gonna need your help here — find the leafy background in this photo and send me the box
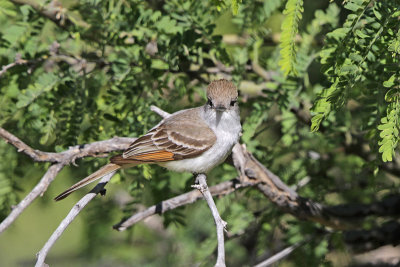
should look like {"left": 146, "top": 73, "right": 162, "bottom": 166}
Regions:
{"left": 0, "top": 0, "right": 400, "bottom": 266}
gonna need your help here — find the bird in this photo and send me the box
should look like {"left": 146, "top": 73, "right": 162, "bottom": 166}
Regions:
{"left": 54, "top": 79, "right": 241, "bottom": 201}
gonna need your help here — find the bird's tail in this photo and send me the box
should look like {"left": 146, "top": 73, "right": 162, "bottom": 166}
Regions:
{"left": 54, "top": 163, "right": 121, "bottom": 201}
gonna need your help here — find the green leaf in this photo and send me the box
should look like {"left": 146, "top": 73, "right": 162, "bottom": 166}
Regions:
{"left": 349, "top": 53, "right": 363, "bottom": 62}
{"left": 345, "top": 2, "right": 362, "bottom": 12}
{"left": 339, "top": 64, "right": 358, "bottom": 75}
{"left": 383, "top": 74, "right": 396, "bottom": 88}
{"left": 241, "top": 106, "right": 267, "bottom": 151}
{"left": 310, "top": 113, "right": 324, "bottom": 132}
{"left": 378, "top": 107, "right": 399, "bottom": 162}
{"left": 372, "top": 6, "right": 382, "bottom": 20}
{"left": 382, "top": 147, "right": 393, "bottom": 162}
{"left": 39, "top": 111, "right": 57, "bottom": 145}
{"left": 0, "top": 0, "right": 17, "bottom": 18}
{"left": 230, "top": 0, "right": 240, "bottom": 15}
{"left": 279, "top": 0, "right": 304, "bottom": 76}
{"left": 16, "top": 73, "right": 58, "bottom": 108}
{"left": 355, "top": 29, "right": 369, "bottom": 39}
{"left": 151, "top": 59, "right": 169, "bottom": 70}
{"left": 327, "top": 28, "right": 350, "bottom": 41}
{"left": 156, "top": 16, "right": 182, "bottom": 34}
{"left": 142, "top": 164, "right": 153, "bottom": 180}
{"left": 385, "top": 88, "right": 400, "bottom": 102}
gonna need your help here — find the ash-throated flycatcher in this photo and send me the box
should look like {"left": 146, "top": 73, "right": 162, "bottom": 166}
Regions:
{"left": 54, "top": 79, "right": 241, "bottom": 201}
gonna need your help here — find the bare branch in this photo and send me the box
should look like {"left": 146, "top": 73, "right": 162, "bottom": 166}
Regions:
{"left": 35, "top": 171, "right": 116, "bottom": 267}
{"left": 252, "top": 61, "right": 273, "bottom": 81}
{"left": 251, "top": 41, "right": 273, "bottom": 82}
{"left": 193, "top": 174, "right": 226, "bottom": 267}
{"left": 113, "top": 178, "right": 258, "bottom": 231}
{"left": 344, "top": 220, "right": 400, "bottom": 253}
{"left": 254, "top": 237, "right": 311, "bottom": 267}
{"left": 0, "top": 127, "right": 61, "bottom": 162}
{"left": 0, "top": 54, "right": 28, "bottom": 78}
{"left": 0, "top": 127, "right": 136, "bottom": 163}
{"left": 231, "top": 144, "right": 378, "bottom": 230}
{"left": 150, "top": 105, "right": 171, "bottom": 119}
{"left": 239, "top": 142, "right": 400, "bottom": 229}
{"left": 222, "top": 33, "right": 301, "bottom": 46}
{"left": 0, "top": 163, "right": 64, "bottom": 233}
{"left": 10, "top": 0, "right": 89, "bottom": 28}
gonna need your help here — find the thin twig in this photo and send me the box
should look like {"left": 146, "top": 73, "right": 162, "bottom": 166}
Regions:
{"left": 35, "top": 171, "right": 116, "bottom": 267}
{"left": 0, "top": 163, "right": 64, "bottom": 234}
{"left": 150, "top": 105, "right": 171, "bottom": 118}
{"left": 252, "top": 61, "right": 273, "bottom": 81}
{"left": 10, "top": 0, "right": 89, "bottom": 28}
{"left": 253, "top": 237, "right": 311, "bottom": 267}
{"left": 0, "top": 54, "right": 28, "bottom": 78}
{"left": 114, "top": 178, "right": 258, "bottom": 231}
{"left": 193, "top": 174, "right": 227, "bottom": 267}
{"left": 0, "top": 127, "right": 61, "bottom": 162}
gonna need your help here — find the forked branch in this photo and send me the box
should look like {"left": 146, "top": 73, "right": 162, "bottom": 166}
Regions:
{"left": 0, "top": 126, "right": 136, "bottom": 234}
{"left": 35, "top": 172, "right": 116, "bottom": 267}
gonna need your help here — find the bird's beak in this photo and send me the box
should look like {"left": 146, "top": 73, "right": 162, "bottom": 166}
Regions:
{"left": 215, "top": 105, "right": 227, "bottom": 112}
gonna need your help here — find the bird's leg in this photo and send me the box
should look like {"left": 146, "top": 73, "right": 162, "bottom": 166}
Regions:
{"left": 191, "top": 172, "right": 205, "bottom": 192}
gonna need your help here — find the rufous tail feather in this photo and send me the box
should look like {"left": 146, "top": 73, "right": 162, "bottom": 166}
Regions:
{"left": 54, "top": 163, "right": 121, "bottom": 201}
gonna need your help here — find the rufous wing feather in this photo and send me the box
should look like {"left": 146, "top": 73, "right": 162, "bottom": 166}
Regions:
{"left": 113, "top": 151, "right": 174, "bottom": 162}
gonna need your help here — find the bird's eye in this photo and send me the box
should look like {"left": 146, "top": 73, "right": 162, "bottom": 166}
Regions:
{"left": 230, "top": 100, "right": 237, "bottom": 106}
{"left": 207, "top": 98, "right": 213, "bottom": 107}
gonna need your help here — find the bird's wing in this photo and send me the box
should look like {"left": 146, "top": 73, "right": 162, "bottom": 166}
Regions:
{"left": 111, "top": 108, "right": 216, "bottom": 164}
